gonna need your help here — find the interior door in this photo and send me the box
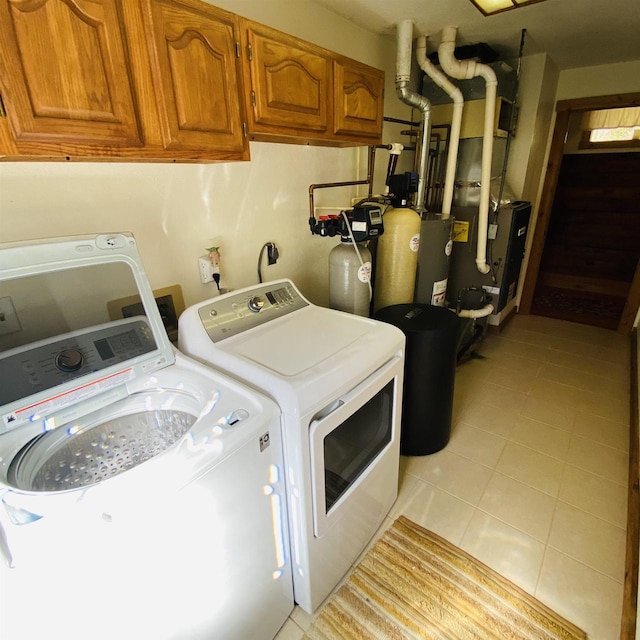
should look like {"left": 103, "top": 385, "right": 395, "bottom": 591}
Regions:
{"left": 531, "top": 152, "right": 640, "bottom": 330}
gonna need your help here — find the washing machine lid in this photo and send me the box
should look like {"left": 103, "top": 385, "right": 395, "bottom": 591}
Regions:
{"left": 0, "top": 233, "right": 175, "bottom": 432}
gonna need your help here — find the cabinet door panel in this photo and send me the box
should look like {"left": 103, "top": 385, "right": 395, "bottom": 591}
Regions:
{"left": 143, "top": 0, "right": 246, "bottom": 154}
{"left": 333, "top": 60, "right": 384, "bottom": 140}
{"left": 245, "top": 24, "right": 329, "bottom": 134}
{"left": 0, "top": 0, "right": 142, "bottom": 146}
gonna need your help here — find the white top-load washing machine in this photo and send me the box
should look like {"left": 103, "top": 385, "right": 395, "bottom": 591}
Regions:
{"left": 179, "top": 279, "right": 405, "bottom": 613}
{"left": 0, "top": 234, "right": 293, "bottom": 640}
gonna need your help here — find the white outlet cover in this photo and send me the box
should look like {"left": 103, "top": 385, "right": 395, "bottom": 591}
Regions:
{"left": 198, "top": 256, "right": 217, "bottom": 284}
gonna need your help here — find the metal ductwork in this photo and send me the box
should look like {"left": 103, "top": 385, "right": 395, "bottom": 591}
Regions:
{"left": 415, "top": 35, "right": 463, "bottom": 220}
{"left": 395, "top": 20, "right": 430, "bottom": 213}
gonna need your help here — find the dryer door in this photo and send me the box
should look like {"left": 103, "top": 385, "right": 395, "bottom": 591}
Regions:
{"left": 308, "top": 355, "right": 402, "bottom": 537}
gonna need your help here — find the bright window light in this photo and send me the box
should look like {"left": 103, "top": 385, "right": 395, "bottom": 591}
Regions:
{"left": 589, "top": 127, "right": 639, "bottom": 142}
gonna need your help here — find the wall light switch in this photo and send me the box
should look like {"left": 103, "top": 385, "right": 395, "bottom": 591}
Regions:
{"left": 0, "top": 296, "right": 21, "bottom": 336}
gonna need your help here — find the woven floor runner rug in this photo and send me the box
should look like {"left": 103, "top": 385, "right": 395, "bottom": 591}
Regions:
{"left": 302, "top": 516, "right": 587, "bottom": 640}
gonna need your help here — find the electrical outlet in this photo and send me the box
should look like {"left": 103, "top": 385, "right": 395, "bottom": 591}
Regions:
{"left": 0, "top": 296, "right": 21, "bottom": 336}
{"left": 198, "top": 256, "right": 219, "bottom": 284}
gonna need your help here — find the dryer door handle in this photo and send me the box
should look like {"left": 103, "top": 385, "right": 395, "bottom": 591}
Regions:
{"left": 310, "top": 399, "right": 344, "bottom": 424}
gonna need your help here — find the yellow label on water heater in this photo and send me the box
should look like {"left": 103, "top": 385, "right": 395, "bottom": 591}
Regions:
{"left": 452, "top": 220, "right": 469, "bottom": 242}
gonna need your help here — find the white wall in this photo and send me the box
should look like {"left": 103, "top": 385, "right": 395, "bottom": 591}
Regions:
{"left": 0, "top": 0, "right": 410, "bottom": 309}
{"left": 557, "top": 59, "right": 640, "bottom": 101}
{"left": 506, "top": 53, "right": 559, "bottom": 203}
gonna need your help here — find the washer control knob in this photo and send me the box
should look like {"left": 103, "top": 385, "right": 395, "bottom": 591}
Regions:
{"left": 247, "top": 296, "right": 265, "bottom": 313}
{"left": 55, "top": 348, "right": 84, "bottom": 372}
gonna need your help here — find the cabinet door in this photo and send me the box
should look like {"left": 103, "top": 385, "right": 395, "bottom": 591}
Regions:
{"left": 142, "top": 0, "right": 247, "bottom": 156}
{"left": 0, "top": 0, "right": 142, "bottom": 147}
{"left": 242, "top": 21, "right": 330, "bottom": 136}
{"left": 333, "top": 59, "right": 384, "bottom": 141}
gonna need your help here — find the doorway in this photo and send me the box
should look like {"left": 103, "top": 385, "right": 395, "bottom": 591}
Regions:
{"left": 520, "top": 92, "right": 640, "bottom": 334}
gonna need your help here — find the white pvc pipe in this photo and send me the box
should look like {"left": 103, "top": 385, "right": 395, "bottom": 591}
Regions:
{"left": 415, "top": 35, "right": 463, "bottom": 219}
{"left": 456, "top": 303, "right": 494, "bottom": 319}
{"left": 438, "top": 26, "right": 497, "bottom": 274}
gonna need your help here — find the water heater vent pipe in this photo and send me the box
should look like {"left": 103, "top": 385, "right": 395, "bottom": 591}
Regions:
{"left": 415, "top": 35, "right": 463, "bottom": 220}
{"left": 396, "top": 20, "right": 431, "bottom": 213}
{"left": 438, "top": 25, "right": 497, "bottom": 274}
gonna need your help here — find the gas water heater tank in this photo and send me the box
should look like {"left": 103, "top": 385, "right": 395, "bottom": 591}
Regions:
{"left": 373, "top": 206, "right": 421, "bottom": 312}
{"left": 415, "top": 216, "right": 454, "bottom": 307}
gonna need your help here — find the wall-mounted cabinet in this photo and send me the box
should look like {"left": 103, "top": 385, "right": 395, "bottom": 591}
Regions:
{"left": 0, "top": 0, "right": 248, "bottom": 161}
{"left": 240, "top": 21, "right": 331, "bottom": 139}
{"left": 332, "top": 58, "right": 384, "bottom": 141}
{"left": 240, "top": 19, "right": 384, "bottom": 147}
{"left": 0, "top": 0, "right": 143, "bottom": 152}
{"left": 141, "top": 0, "right": 248, "bottom": 157}
{"left": 0, "top": 0, "right": 384, "bottom": 161}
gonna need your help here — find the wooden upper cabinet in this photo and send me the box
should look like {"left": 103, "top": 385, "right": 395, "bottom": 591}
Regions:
{"left": 239, "top": 19, "right": 384, "bottom": 145}
{"left": 0, "top": 0, "right": 383, "bottom": 159}
{"left": 240, "top": 20, "right": 331, "bottom": 138}
{"left": 141, "top": 0, "right": 247, "bottom": 157}
{"left": 333, "top": 58, "right": 384, "bottom": 141}
{"left": 0, "top": 0, "right": 142, "bottom": 149}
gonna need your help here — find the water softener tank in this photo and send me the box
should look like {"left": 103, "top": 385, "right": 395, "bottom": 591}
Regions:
{"left": 329, "top": 240, "right": 372, "bottom": 317}
{"left": 415, "top": 215, "right": 454, "bottom": 307}
{"left": 373, "top": 204, "right": 421, "bottom": 312}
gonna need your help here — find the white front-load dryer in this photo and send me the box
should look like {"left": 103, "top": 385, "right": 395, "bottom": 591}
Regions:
{"left": 179, "top": 279, "right": 405, "bottom": 614}
{"left": 0, "top": 234, "right": 293, "bottom": 640}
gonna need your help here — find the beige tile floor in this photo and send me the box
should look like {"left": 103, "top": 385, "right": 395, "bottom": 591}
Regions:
{"left": 275, "top": 314, "right": 631, "bottom": 640}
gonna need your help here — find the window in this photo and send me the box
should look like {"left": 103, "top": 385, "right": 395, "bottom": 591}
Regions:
{"left": 580, "top": 106, "right": 640, "bottom": 149}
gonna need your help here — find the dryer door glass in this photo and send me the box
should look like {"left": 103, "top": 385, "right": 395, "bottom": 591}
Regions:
{"left": 322, "top": 380, "right": 394, "bottom": 511}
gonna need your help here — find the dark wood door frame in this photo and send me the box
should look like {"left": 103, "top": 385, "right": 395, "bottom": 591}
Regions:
{"left": 519, "top": 92, "right": 640, "bottom": 334}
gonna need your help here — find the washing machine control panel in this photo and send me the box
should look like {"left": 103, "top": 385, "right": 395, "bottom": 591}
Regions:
{"left": 0, "top": 318, "right": 156, "bottom": 410}
{"left": 198, "top": 282, "right": 308, "bottom": 342}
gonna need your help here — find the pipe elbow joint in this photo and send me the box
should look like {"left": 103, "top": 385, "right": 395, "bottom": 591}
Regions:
{"left": 458, "top": 303, "right": 494, "bottom": 319}
{"left": 451, "top": 88, "right": 464, "bottom": 104}
{"left": 475, "top": 260, "right": 491, "bottom": 275}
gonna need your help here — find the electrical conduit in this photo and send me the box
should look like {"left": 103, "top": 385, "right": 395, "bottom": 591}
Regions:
{"left": 415, "top": 35, "right": 463, "bottom": 219}
{"left": 438, "top": 25, "right": 497, "bottom": 274}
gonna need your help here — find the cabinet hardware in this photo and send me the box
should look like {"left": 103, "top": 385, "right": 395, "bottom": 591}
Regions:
{"left": 235, "top": 42, "right": 240, "bottom": 58}
{"left": 247, "top": 43, "right": 253, "bottom": 61}
{"left": 0, "top": 94, "right": 6, "bottom": 118}
{"left": 250, "top": 91, "right": 256, "bottom": 107}
{"left": 242, "top": 122, "right": 247, "bottom": 137}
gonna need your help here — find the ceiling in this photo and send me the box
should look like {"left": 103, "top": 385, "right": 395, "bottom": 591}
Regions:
{"left": 312, "top": 0, "right": 640, "bottom": 69}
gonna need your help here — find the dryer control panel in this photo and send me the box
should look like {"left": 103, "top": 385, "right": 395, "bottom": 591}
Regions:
{"left": 198, "top": 281, "right": 308, "bottom": 342}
